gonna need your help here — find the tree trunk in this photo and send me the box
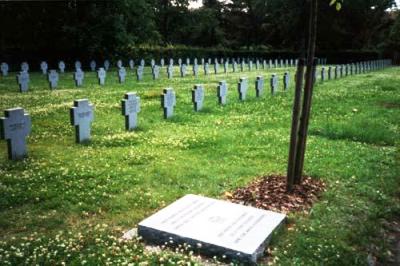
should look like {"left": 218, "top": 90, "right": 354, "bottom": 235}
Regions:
{"left": 293, "top": 0, "right": 319, "bottom": 184}
{"left": 286, "top": 58, "right": 305, "bottom": 192}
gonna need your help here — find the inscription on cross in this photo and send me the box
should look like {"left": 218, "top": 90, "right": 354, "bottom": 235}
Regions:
{"left": 0, "top": 108, "right": 31, "bottom": 160}
{"left": 237, "top": 78, "right": 248, "bottom": 101}
{"left": 70, "top": 99, "right": 94, "bottom": 143}
{"left": 17, "top": 71, "right": 29, "bottom": 93}
{"left": 121, "top": 92, "right": 141, "bottom": 130}
{"left": 192, "top": 85, "right": 205, "bottom": 112}
{"left": 161, "top": 88, "right": 176, "bottom": 119}
{"left": 255, "top": 76, "right": 264, "bottom": 97}
{"left": 217, "top": 81, "right": 228, "bottom": 105}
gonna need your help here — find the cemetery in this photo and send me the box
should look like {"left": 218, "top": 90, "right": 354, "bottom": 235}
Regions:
{"left": 0, "top": 1, "right": 399, "bottom": 265}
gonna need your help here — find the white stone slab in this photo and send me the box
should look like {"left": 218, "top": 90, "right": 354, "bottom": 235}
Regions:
{"left": 138, "top": 194, "right": 285, "bottom": 263}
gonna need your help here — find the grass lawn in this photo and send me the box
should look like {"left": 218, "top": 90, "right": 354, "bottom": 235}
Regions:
{"left": 0, "top": 65, "right": 399, "bottom": 265}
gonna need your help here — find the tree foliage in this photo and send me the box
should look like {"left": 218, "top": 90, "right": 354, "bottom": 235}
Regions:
{"left": 0, "top": 0, "right": 398, "bottom": 56}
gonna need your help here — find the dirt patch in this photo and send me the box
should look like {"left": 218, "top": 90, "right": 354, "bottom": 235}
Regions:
{"left": 226, "top": 175, "right": 326, "bottom": 214}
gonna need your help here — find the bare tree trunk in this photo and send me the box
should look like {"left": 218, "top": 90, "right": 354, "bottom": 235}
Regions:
{"left": 286, "top": 58, "right": 305, "bottom": 192}
{"left": 293, "top": 0, "right": 318, "bottom": 184}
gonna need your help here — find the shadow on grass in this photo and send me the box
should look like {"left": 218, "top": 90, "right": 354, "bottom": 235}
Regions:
{"left": 310, "top": 118, "right": 398, "bottom": 146}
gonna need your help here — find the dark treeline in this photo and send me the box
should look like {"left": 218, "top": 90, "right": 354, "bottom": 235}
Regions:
{"left": 0, "top": 0, "right": 399, "bottom": 63}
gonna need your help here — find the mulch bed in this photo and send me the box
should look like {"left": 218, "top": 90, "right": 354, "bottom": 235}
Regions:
{"left": 226, "top": 175, "right": 326, "bottom": 214}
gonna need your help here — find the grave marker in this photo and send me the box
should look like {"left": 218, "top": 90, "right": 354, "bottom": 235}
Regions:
{"left": 160, "top": 58, "right": 165, "bottom": 67}
{"left": 161, "top": 88, "right": 176, "bottom": 119}
{"left": 40, "top": 61, "right": 48, "bottom": 75}
{"left": 17, "top": 71, "right": 29, "bottom": 93}
{"left": 90, "top": 60, "right": 96, "bottom": 71}
{"left": 193, "top": 64, "right": 199, "bottom": 77}
{"left": 129, "top": 59, "right": 135, "bottom": 70}
{"left": 0, "top": 107, "right": 31, "bottom": 160}
{"left": 117, "top": 60, "right": 123, "bottom": 69}
{"left": 204, "top": 63, "right": 209, "bottom": 75}
{"left": 121, "top": 92, "right": 140, "bottom": 130}
{"left": 97, "top": 68, "right": 106, "bottom": 85}
{"left": 217, "top": 81, "right": 228, "bottom": 105}
{"left": 70, "top": 99, "right": 94, "bottom": 143}
{"left": 180, "top": 64, "right": 187, "bottom": 77}
{"left": 104, "top": 60, "right": 110, "bottom": 71}
{"left": 214, "top": 62, "right": 219, "bottom": 74}
{"left": 140, "top": 59, "right": 145, "bottom": 67}
{"left": 255, "top": 76, "right": 264, "bottom": 97}
{"left": 321, "top": 67, "right": 326, "bottom": 81}
{"left": 167, "top": 65, "right": 173, "bottom": 79}
{"left": 75, "top": 60, "right": 82, "bottom": 70}
{"left": 237, "top": 78, "right": 248, "bottom": 101}
{"left": 270, "top": 74, "right": 278, "bottom": 95}
{"left": 48, "top": 70, "right": 59, "bottom": 90}
{"left": 137, "top": 66, "right": 144, "bottom": 81}
{"left": 58, "top": 61, "right": 65, "bottom": 73}
{"left": 1, "top": 62, "right": 9, "bottom": 76}
{"left": 152, "top": 65, "right": 160, "bottom": 80}
{"left": 21, "top": 62, "right": 29, "bottom": 72}
{"left": 192, "top": 85, "right": 205, "bottom": 112}
{"left": 118, "top": 67, "right": 127, "bottom": 83}
{"left": 74, "top": 68, "right": 84, "bottom": 87}
{"left": 283, "top": 72, "right": 290, "bottom": 91}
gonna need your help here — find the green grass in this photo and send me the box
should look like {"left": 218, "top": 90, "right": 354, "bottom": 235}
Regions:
{"left": 0, "top": 65, "right": 399, "bottom": 265}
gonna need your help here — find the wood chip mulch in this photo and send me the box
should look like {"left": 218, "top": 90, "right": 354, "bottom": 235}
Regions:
{"left": 226, "top": 175, "right": 326, "bottom": 214}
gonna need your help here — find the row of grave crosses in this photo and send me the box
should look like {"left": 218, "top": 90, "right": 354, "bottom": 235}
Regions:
{"left": 0, "top": 73, "right": 288, "bottom": 160}
{"left": 0, "top": 57, "right": 393, "bottom": 161}
{"left": 7, "top": 59, "right": 392, "bottom": 94}
{"left": 1, "top": 57, "right": 312, "bottom": 75}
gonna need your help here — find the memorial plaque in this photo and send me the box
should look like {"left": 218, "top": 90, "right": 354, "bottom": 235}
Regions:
{"left": 255, "top": 76, "right": 264, "bottom": 97}
{"left": 21, "top": 62, "right": 29, "bottom": 72}
{"left": 217, "top": 81, "right": 228, "bottom": 105}
{"left": 48, "top": 70, "right": 59, "bottom": 90}
{"left": 237, "top": 77, "right": 248, "bottom": 101}
{"left": 138, "top": 194, "right": 286, "bottom": 264}
{"left": 161, "top": 88, "right": 176, "bottom": 119}
{"left": 40, "top": 61, "right": 48, "bottom": 75}
{"left": 97, "top": 68, "right": 106, "bottom": 85}
{"left": 17, "top": 71, "right": 29, "bottom": 93}
{"left": 90, "top": 60, "right": 96, "bottom": 71}
{"left": 70, "top": 99, "right": 94, "bottom": 143}
{"left": 192, "top": 84, "right": 205, "bottom": 112}
{"left": 58, "top": 61, "right": 65, "bottom": 73}
{"left": 121, "top": 92, "right": 140, "bottom": 130}
{"left": 1, "top": 62, "right": 9, "bottom": 76}
{"left": 0, "top": 107, "right": 31, "bottom": 160}
{"left": 118, "top": 67, "right": 127, "bottom": 83}
{"left": 74, "top": 68, "right": 84, "bottom": 87}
